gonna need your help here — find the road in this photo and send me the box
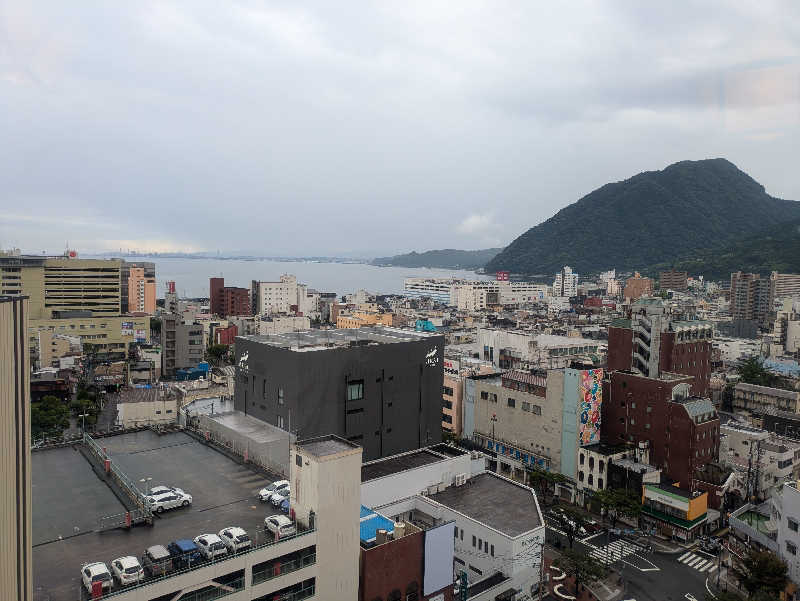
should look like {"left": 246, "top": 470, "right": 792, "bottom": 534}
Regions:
{"left": 546, "top": 517, "right": 720, "bottom": 601}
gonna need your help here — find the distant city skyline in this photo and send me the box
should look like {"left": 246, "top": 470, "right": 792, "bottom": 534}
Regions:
{"left": 2, "top": 2, "right": 799, "bottom": 256}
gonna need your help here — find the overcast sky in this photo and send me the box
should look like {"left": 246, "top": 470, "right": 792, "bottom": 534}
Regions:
{"left": 2, "top": 2, "right": 799, "bottom": 257}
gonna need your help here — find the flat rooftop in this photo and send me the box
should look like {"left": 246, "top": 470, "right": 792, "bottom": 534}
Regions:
{"left": 33, "top": 430, "right": 280, "bottom": 601}
{"left": 297, "top": 435, "right": 360, "bottom": 458}
{"left": 238, "top": 326, "right": 437, "bottom": 352}
{"left": 361, "top": 448, "right": 446, "bottom": 482}
{"left": 429, "top": 472, "right": 541, "bottom": 537}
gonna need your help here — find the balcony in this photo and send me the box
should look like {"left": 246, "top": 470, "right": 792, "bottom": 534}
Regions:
{"left": 729, "top": 503, "right": 778, "bottom": 552}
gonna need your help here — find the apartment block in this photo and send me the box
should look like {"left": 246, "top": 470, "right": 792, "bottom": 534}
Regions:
{"left": 257, "top": 315, "right": 311, "bottom": 336}
{"left": 553, "top": 266, "right": 578, "bottom": 298}
{"left": 27, "top": 314, "right": 149, "bottom": 362}
{"left": 126, "top": 266, "right": 156, "bottom": 314}
{"left": 732, "top": 382, "right": 800, "bottom": 414}
{"left": 772, "top": 272, "right": 800, "bottom": 301}
{"left": 0, "top": 296, "right": 32, "bottom": 601}
{"left": 251, "top": 274, "right": 317, "bottom": 317}
{"left": 161, "top": 314, "right": 204, "bottom": 378}
{"left": 210, "top": 277, "right": 251, "bottom": 317}
{"left": 607, "top": 297, "right": 712, "bottom": 397}
{"left": 337, "top": 311, "right": 395, "bottom": 329}
{"left": 623, "top": 272, "right": 654, "bottom": 301}
{"left": 730, "top": 271, "right": 773, "bottom": 327}
{"left": 659, "top": 269, "right": 688, "bottom": 291}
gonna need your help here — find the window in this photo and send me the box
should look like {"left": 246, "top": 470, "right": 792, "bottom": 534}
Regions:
{"left": 522, "top": 401, "right": 530, "bottom": 412}
{"left": 507, "top": 398, "right": 516, "bottom": 408}
{"left": 443, "top": 386, "right": 454, "bottom": 396}
{"left": 277, "top": 415, "right": 285, "bottom": 429}
{"left": 578, "top": 471, "right": 584, "bottom": 482}
{"left": 469, "top": 565, "right": 482, "bottom": 576}
{"left": 589, "top": 457, "right": 594, "bottom": 470}
{"left": 347, "top": 380, "right": 364, "bottom": 401}
{"left": 472, "top": 535, "right": 476, "bottom": 547}
{"left": 478, "top": 538, "right": 482, "bottom": 549}
{"left": 531, "top": 404, "right": 542, "bottom": 415}
{"left": 278, "top": 388, "right": 284, "bottom": 405}
{"left": 454, "top": 526, "right": 458, "bottom": 538}
{"left": 598, "top": 478, "right": 603, "bottom": 489}
{"left": 444, "top": 400, "right": 453, "bottom": 409}
{"left": 787, "top": 541, "right": 797, "bottom": 556}
{"left": 442, "top": 413, "right": 453, "bottom": 424}
{"left": 580, "top": 453, "right": 585, "bottom": 465}
{"left": 599, "top": 460, "right": 605, "bottom": 472}
{"left": 789, "top": 518, "right": 799, "bottom": 532}
{"left": 480, "top": 391, "right": 489, "bottom": 400}
{"left": 588, "top": 474, "right": 593, "bottom": 486}
{"left": 296, "top": 454, "right": 303, "bottom": 467}
{"left": 490, "top": 544, "right": 494, "bottom": 556}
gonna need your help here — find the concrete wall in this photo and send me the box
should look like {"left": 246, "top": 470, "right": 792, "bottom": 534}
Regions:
{"left": 117, "top": 398, "right": 178, "bottom": 428}
{"left": 361, "top": 452, "right": 472, "bottom": 509}
{"left": 235, "top": 336, "right": 444, "bottom": 461}
{"left": 0, "top": 296, "right": 32, "bottom": 601}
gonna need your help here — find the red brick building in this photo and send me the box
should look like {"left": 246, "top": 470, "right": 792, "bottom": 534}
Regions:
{"left": 209, "top": 277, "right": 251, "bottom": 317}
{"left": 214, "top": 324, "right": 238, "bottom": 345}
{"left": 602, "top": 371, "right": 719, "bottom": 488}
{"left": 607, "top": 298, "right": 712, "bottom": 398}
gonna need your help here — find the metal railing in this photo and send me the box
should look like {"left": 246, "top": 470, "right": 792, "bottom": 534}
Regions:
{"left": 252, "top": 553, "right": 316, "bottom": 586}
{"left": 83, "top": 432, "right": 152, "bottom": 520}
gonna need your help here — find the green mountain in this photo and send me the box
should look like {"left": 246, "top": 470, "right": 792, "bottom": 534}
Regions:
{"left": 372, "top": 248, "right": 503, "bottom": 270}
{"left": 654, "top": 219, "right": 800, "bottom": 280}
{"left": 485, "top": 159, "right": 800, "bottom": 276}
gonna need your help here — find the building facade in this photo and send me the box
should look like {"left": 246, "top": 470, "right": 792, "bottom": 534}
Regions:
{"left": 733, "top": 382, "right": 800, "bottom": 414}
{"left": 127, "top": 266, "right": 156, "bottom": 314}
{"left": 623, "top": 273, "right": 654, "bottom": 301}
{"left": 0, "top": 296, "right": 32, "bottom": 601}
{"left": 251, "top": 274, "right": 317, "bottom": 317}
{"left": 234, "top": 327, "right": 444, "bottom": 461}
{"left": 553, "top": 266, "right": 578, "bottom": 298}
{"left": 161, "top": 314, "right": 204, "bottom": 378}
{"left": 477, "top": 327, "right": 600, "bottom": 370}
{"left": 210, "top": 277, "right": 251, "bottom": 317}
{"left": 730, "top": 271, "right": 773, "bottom": 327}
{"left": 660, "top": 270, "right": 688, "bottom": 291}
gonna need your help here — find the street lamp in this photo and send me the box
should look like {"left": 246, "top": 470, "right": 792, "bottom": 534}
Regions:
{"left": 78, "top": 413, "right": 89, "bottom": 436}
{"left": 139, "top": 477, "right": 152, "bottom": 496}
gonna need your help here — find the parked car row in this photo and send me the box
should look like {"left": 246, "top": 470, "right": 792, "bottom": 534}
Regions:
{"left": 80, "top": 513, "right": 302, "bottom": 595}
{"left": 80, "top": 525, "right": 254, "bottom": 593}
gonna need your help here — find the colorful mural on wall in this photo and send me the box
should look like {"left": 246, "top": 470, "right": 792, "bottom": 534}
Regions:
{"left": 578, "top": 368, "right": 603, "bottom": 446}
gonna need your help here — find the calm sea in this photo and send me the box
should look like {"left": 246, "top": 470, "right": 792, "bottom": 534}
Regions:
{"left": 119, "top": 257, "right": 493, "bottom": 298}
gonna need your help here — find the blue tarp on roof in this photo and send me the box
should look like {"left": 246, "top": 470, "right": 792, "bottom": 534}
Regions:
{"left": 359, "top": 505, "right": 395, "bottom": 543}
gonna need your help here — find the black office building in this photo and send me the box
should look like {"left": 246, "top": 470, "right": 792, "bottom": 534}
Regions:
{"left": 234, "top": 326, "right": 444, "bottom": 461}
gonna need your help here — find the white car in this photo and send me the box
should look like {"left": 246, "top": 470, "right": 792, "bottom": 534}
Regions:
{"left": 265, "top": 514, "right": 297, "bottom": 538}
{"left": 258, "top": 480, "right": 289, "bottom": 502}
{"left": 270, "top": 488, "right": 290, "bottom": 506}
{"left": 149, "top": 485, "right": 184, "bottom": 497}
{"left": 81, "top": 562, "right": 113, "bottom": 593}
{"left": 194, "top": 534, "right": 228, "bottom": 560}
{"left": 110, "top": 556, "right": 144, "bottom": 586}
{"left": 219, "top": 526, "right": 252, "bottom": 553}
{"left": 147, "top": 490, "right": 193, "bottom": 513}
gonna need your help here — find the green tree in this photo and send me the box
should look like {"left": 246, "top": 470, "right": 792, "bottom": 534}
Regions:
{"left": 593, "top": 488, "right": 641, "bottom": 530}
{"left": 731, "top": 550, "right": 787, "bottom": 599}
{"left": 736, "top": 356, "right": 793, "bottom": 391}
{"left": 31, "top": 395, "right": 70, "bottom": 438}
{"left": 552, "top": 508, "right": 589, "bottom": 549}
{"left": 554, "top": 548, "right": 606, "bottom": 597}
{"left": 150, "top": 317, "right": 161, "bottom": 335}
{"left": 207, "top": 344, "right": 229, "bottom": 366}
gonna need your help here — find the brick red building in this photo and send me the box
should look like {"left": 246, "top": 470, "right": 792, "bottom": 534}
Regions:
{"left": 607, "top": 298, "right": 712, "bottom": 398}
{"left": 602, "top": 371, "right": 719, "bottom": 488}
{"left": 209, "top": 277, "right": 251, "bottom": 317}
{"left": 214, "top": 324, "right": 238, "bottom": 345}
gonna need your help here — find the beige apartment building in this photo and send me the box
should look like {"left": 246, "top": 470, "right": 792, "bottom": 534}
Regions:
{"left": 0, "top": 252, "right": 150, "bottom": 360}
{"left": 336, "top": 311, "right": 395, "bottom": 329}
{"left": 473, "top": 369, "right": 565, "bottom": 480}
{"left": 0, "top": 296, "right": 32, "bottom": 601}
{"left": 733, "top": 382, "right": 800, "bottom": 414}
{"left": 36, "top": 330, "right": 81, "bottom": 369}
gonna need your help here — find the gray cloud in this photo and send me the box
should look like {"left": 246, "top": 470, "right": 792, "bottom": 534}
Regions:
{"left": 1, "top": 1, "right": 799, "bottom": 256}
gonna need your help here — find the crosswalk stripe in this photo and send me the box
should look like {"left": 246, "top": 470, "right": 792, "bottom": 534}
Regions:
{"left": 707, "top": 565, "right": 717, "bottom": 573}
{"left": 695, "top": 560, "right": 709, "bottom": 570}
{"left": 680, "top": 554, "right": 696, "bottom": 564}
{"left": 678, "top": 551, "right": 692, "bottom": 561}
{"left": 687, "top": 557, "right": 703, "bottom": 567}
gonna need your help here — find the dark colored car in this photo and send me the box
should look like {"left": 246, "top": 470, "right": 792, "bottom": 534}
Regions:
{"left": 167, "top": 539, "right": 203, "bottom": 569}
{"left": 142, "top": 544, "right": 174, "bottom": 577}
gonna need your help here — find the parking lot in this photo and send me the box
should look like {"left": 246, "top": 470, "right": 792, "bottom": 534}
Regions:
{"left": 33, "top": 430, "right": 282, "bottom": 601}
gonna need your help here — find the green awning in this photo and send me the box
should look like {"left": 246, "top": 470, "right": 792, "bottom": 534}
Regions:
{"left": 642, "top": 506, "right": 707, "bottom": 530}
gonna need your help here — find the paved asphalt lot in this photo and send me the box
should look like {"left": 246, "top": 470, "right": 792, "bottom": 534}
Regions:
{"left": 547, "top": 516, "right": 717, "bottom": 601}
{"left": 33, "top": 431, "right": 281, "bottom": 601}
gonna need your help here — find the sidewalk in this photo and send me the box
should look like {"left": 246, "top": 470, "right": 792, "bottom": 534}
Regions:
{"left": 543, "top": 549, "right": 626, "bottom": 601}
